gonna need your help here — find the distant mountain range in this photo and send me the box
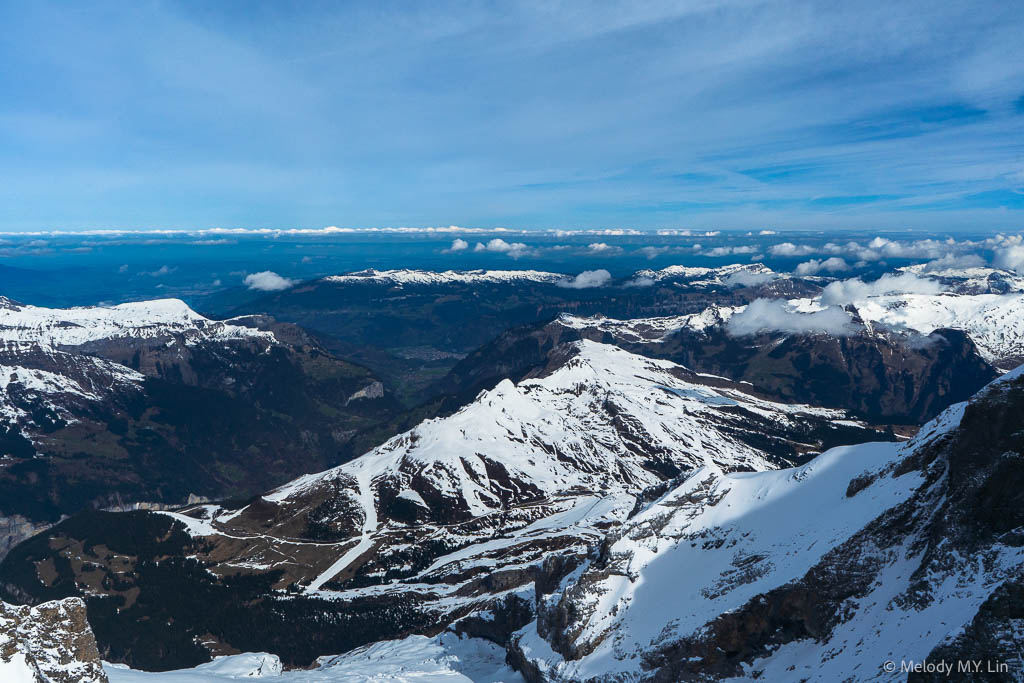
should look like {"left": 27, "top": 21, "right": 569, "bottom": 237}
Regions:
{"left": 217, "top": 264, "right": 819, "bottom": 404}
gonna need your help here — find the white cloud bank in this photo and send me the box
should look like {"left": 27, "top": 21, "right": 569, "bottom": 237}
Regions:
{"left": 994, "top": 245, "right": 1024, "bottom": 273}
{"left": 770, "top": 242, "right": 817, "bottom": 257}
{"left": 244, "top": 271, "right": 296, "bottom": 291}
{"left": 727, "top": 299, "right": 859, "bottom": 337}
{"left": 722, "top": 270, "right": 776, "bottom": 288}
{"left": 474, "top": 238, "right": 530, "bottom": 258}
{"left": 445, "top": 238, "right": 469, "bottom": 252}
{"left": 558, "top": 269, "right": 612, "bottom": 289}
{"left": 794, "top": 257, "right": 850, "bottom": 275}
{"left": 919, "top": 253, "right": 986, "bottom": 272}
{"left": 820, "top": 273, "right": 943, "bottom": 306}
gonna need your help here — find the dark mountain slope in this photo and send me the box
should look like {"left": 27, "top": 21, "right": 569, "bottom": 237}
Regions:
{"left": 0, "top": 299, "right": 401, "bottom": 555}
{"left": 434, "top": 312, "right": 997, "bottom": 425}
{"left": 218, "top": 266, "right": 819, "bottom": 403}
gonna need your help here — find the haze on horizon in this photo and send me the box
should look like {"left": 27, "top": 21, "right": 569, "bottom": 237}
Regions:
{"left": 1, "top": 0, "right": 1022, "bottom": 232}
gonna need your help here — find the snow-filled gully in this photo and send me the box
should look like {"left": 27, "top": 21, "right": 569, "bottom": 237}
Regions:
{"left": 304, "top": 470, "right": 378, "bottom": 593}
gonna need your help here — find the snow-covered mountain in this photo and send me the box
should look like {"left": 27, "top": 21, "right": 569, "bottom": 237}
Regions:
{"left": 104, "top": 634, "right": 521, "bottom": 682}
{"left": 629, "top": 263, "right": 780, "bottom": 288}
{"left": 321, "top": 269, "right": 566, "bottom": 286}
{"left": 34, "top": 339, "right": 1024, "bottom": 683}
{"left": 0, "top": 297, "right": 273, "bottom": 350}
{"left": 557, "top": 287, "right": 1024, "bottom": 369}
{"left": 830, "top": 292, "right": 1024, "bottom": 367}
{"left": 0, "top": 297, "right": 272, "bottom": 428}
{"left": 319, "top": 264, "right": 786, "bottom": 289}
{"left": 511, "top": 366, "right": 1024, "bottom": 681}
{"left": 897, "top": 264, "right": 1024, "bottom": 294}
{"left": 0, "top": 297, "right": 399, "bottom": 559}
{"left": 174, "top": 340, "right": 871, "bottom": 603}
{"left": 0, "top": 340, "right": 882, "bottom": 670}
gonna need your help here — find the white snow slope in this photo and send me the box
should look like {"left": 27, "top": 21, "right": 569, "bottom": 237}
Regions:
{"left": 514, "top": 368, "right": 1024, "bottom": 682}
{"left": 251, "top": 340, "right": 848, "bottom": 594}
{"left": 105, "top": 633, "right": 522, "bottom": 682}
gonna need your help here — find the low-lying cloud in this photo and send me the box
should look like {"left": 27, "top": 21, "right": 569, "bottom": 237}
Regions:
{"left": 637, "top": 246, "right": 669, "bottom": 260}
{"left": 919, "top": 253, "right": 985, "bottom": 272}
{"left": 727, "top": 299, "right": 859, "bottom": 337}
{"left": 994, "top": 245, "right": 1024, "bottom": 273}
{"left": 820, "top": 273, "right": 943, "bottom": 305}
{"left": 722, "top": 270, "right": 776, "bottom": 288}
{"left": 795, "top": 257, "right": 849, "bottom": 275}
{"left": 558, "top": 269, "right": 612, "bottom": 289}
{"left": 623, "top": 275, "right": 656, "bottom": 288}
{"left": 700, "top": 244, "right": 759, "bottom": 257}
{"left": 770, "top": 242, "right": 816, "bottom": 257}
{"left": 244, "top": 271, "right": 296, "bottom": 291}
{"left": 141, "top": 265, "right": 176, "bottom": 277}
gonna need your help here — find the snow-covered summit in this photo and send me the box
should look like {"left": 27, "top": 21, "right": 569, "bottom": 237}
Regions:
{"left": 630, "top": 263, "right": 778, "bottom": 286}
{"left": 0, "top": 298, "right": 272, "bottom": 350}
{"left": 784, "top": 289, "right": 1024, "bottom": 366}
{"left": 556, "top": 307, "right": 737, "bottom": 342}
{"left": 322, "top": 269, "right": 566, "bottom": 286}
{"left": 173, "top": 339, "right": 872, "bottom": 605}
{"left": 266, "top": 340, "right": 844, "bottom": 517}
{"left": 319, "top": 264, "right": 786, "bottom": 289}
{"left": 513, "top": 365, "right": 1024, "bottom": 682}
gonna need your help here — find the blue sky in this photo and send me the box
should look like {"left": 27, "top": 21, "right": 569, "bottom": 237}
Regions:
{"left": 1, "top": 0, "right": 1023, "bottom": 232}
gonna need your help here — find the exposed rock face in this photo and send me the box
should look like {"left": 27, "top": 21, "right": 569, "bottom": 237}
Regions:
{"left": 510, "top": 367, "right": 1024, "bottom": 682}
{"left": 1, "top": 597, "right": 108, "bottom": 683}
{"left": 437, "top": 310, "right": 998, "bottom": 425}
{"left": 0, "top": 515, "right": 52, "bottom": 563}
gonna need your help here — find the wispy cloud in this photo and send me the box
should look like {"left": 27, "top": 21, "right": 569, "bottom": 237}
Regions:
{"left": 140, "top": 265, "right": 176, "bottom": 277}
{"left": 558, "top": 269, "right": 612, "bottom": 289}
{"left": 727, "top": 299, "right": 859, "bottom": 337}
{"left": 0, "top": 1, "right": 1021, "bottom": 230}
{"left": 820, "top": 273, "right": 944, "bottom": 305}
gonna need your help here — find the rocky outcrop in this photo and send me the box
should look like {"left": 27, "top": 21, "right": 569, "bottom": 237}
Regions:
{"left": 1, "top": 597, "right": 108, "bottom": 682}
{"left": 0, "top": 515, "right": 52, "bottom": 563}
